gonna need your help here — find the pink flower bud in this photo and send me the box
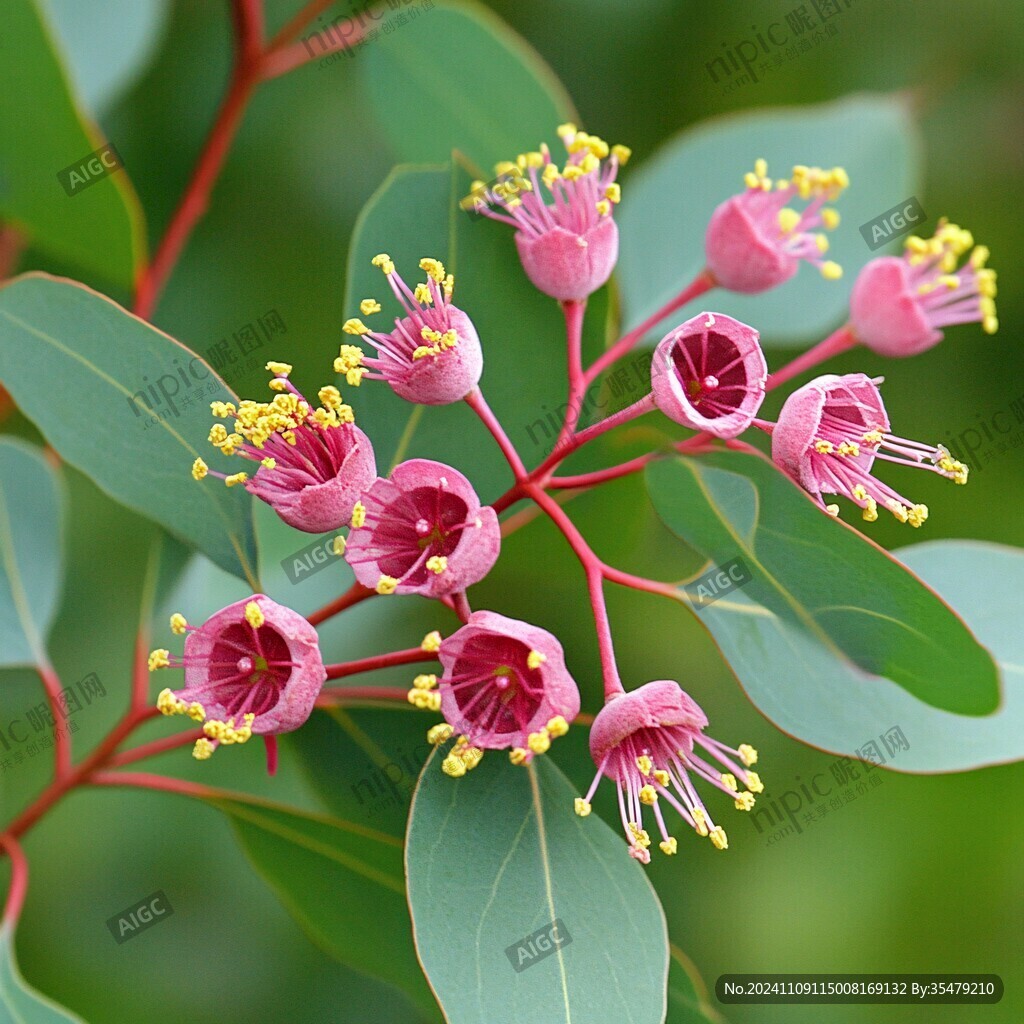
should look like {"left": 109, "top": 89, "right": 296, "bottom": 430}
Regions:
{"left": 151, "top": 595, "right": 326, "bottom": 764}
{"left": 772, "top": 372, "right": 969, "bottom": 527}
{"left": 195, "top": 364, "right": 376, "bottom": 533}
{"left": 470, "top": 124, "right": 629, "bottom": 301}
{"left": 651, "top": 312, "right": 766, "bottom": 437}
{"left": 340, "top": 256, "right": 482, "bottom": 405}
{"left": 576, "top": 681, "right": 762, "bottom": 861}
{"left": 430, "top": 611, "right": 580, "bottom": 773}
{"left": 344, "top": 459, "right": 500, "bottom": 597}
{"left": 850, "top": 222, "right": 997, "bottom": 357}
{"left": 705, "top": 159, "right": 847, "bottom": 293}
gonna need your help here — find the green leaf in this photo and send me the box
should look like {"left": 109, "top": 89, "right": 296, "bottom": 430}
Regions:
{"left": 42, "top": 0, "right": 169, "bottom": 115}
{"left": 0, "top": 0, "right": 143, "bottom": 288}
{"left": 0, "top": 438, "right": 63, "bottom": 669}
{"left": 0, "top": 924, "right": 87, "bottom": 1022}
{"left": 667, "top": 946, "right": 725, "bottom": 1024}
{"left": 406, "top": 753, "right": 668, "bottom": 1024}
{"left": 0, "top": 274, "right": 259, "bottom": 586}
{"left": 646, "top": 452, "right": 999, "bottom": 716}
{"left": 617, "top": 95, "right": 921, "bottom": 346}
{"left": 211, "top": 795, "right": 438, "bottom": 1020}
{"left": 359, "top": 1, "right": 575, "bottom": 172}
{"left": 696, "top": 540, "right": 1024, "bottom": 773}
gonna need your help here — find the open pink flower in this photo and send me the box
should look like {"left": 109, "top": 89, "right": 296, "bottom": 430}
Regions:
{"left": 576, "top": 681, "right": 762, "bottom": 862}
{"left": 344, "top": 459, "right": 500, "bottom": 597}
{"left": 467, "top": 124, "right": 630, "bottom": 301}
{"left": 705, "top": 160, "right": 846, "bottom": 293}
{"left": 418, "top": 611, "right": 581, "bottom": 776}
{"left": 149, "top": 595, "right": 326, "bottom": 767}
{"left": 193, "top": 362, "right": 375, "bottom": 533}
{"left": 651, "top": 311, "right": 767, "bottom": 437}
{"left": 772, "top": 372, "right": 969, "bottom": 526}
{"left": 849, "top": 220, "right": 998, "bottom": 357}
{"left": 339, "top": 256, "right": 482, "bottom": 405}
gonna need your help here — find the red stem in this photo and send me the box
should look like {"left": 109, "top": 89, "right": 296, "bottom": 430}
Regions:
{"left": 465, "top": 388, "right": 528, "bottom": 480}
{"left": 325, "top": 646, "right": 436, "bottom": 680}
{"left": 88, "top": 772, "right": 219, "bottom": 801}
{"left": 35, "top": 662, "right": 71, "bottom": 782}
{"left": 584, "top": 270, "right": 715, "bottom": 386}
{"left": 0, "top": 834, "right": 28, "bottom": 926}
{"left": 765, "top": 324, "right": 857, "bottom": 391}
{"left": 452, "top": 591, "right": 472, "bottom": 624}
{"left": 524, "top": 483, "right": 624, "bottom": 698}
{"left": 307, "top": 582, "right": 375, "bottom": 627}
{"left": 106, "top": 730, "right": 202, "bottom": 769}
{"left": 551, "top": 299, "right": 587, "bottom": 455}
{"left": 317, "top": 686, "right": 410, "bottom": 704}
{"left": 549, "top": 450, "right": 661, "bottom": 490}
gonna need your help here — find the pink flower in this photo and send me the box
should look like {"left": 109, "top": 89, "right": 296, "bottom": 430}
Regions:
{"left": 576, "top": 681, "right": 762, "bottom": 862}
{"left": 417, "top": 611, "right": 581, "bottom": 776}
{"left": 192, "top": 362, "right": 375, "bottom": 533}
{"left": 150, "top": 595, "right": 326, "bottom": 764}
{"left": 344, "top": 459, "right": 500, "bottom": 597}
{"left": 339, "top": 256, "right": 482, "bottom": 405}
{"left": 651, "top": 311, "right": 767, "bottom": 437}
{"left": 705, "top": 160, "right": 846, "bottom": 293}
{"left": 772, "top": 372, "right": 969, "bottom": 526}
{"left": 849, "top": 220, "right": 998, "bottom": 357}
{"left": 467, "top": 124, "right": 630, "bottom": 301}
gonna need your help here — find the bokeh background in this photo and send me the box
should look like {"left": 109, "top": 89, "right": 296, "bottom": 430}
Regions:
{"left": 1, "top": 1, "right": 1021, "bottom": 1022}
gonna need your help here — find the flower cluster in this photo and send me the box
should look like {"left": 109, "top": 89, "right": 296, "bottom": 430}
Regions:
{"left": 155, "top": 125, "right": 997, "bottom": 863}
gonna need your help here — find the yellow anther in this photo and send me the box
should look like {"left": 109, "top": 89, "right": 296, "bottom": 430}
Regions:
{"left": 442, "top": 754, "right": 467, "bottom": 777}
{"left": 244, "top": 601, "right": 264, "bottom": 629}
{"left": 414, "top": 283, "right": 432, "bottom": 304}
{"left": 376, "top": 575, "right": 398, "bottom": 595}
{"left": 427, "top": 723, "right": 453, "bottom": 745}
{"left": 574, "top": 797, "right": 592, "bottom": 816}
{"left": 852, "top": 484, "right": 868, "bottom": 501}
{"left": 754, "top": 157, "right": 768, "bottom": 179}
{"left": 821, "top": 261, "right": 843, "bottom": 280}
{"left": 260, "top": 458, "right": 276, "bottom": 470}
{"left": 169, "top": 613, "right": 188, "bottom": 635}
{"left": 659, "top": 837, "right": 678, "bottom": 856}
{"left": 636, "top": 755, "right": 653, "bottom": 776}
{"left": 426, "top": 691, "right": 442, "bottom": 712}
{"left": 628, "top": 823, "right": 651, "bottom": 848}
{"left": 653, "top": 769, "right": 670, "bottom": 787}
{"left": 745, "top": 771, "right": 764, "bottom": 794}
{"left": 318, "top": 385, "right": 342, "bottom": 411}
{"left": 814, "top": 440, "right": 834, "bottom": 454}
{"left": 421, "top": 630, "right": 442, "bottom": 653}
{"left": 595, "top": 199, "right": 611, "bottom": 216}
{"left": 208, "top": 424, "right": 228, "bottom": 446}
{"left": 351, "top": 501, "right": 366, "bottom": 528}
{"left": 557, "top": 122, "right": 578, "bottom": 140}
{"left": 562, "top": 164, "right": 584, "bottom": 182}
{"left": 692, "top": 807, "right": 709, "bottom": 836}
{"left": 743, "top": 171, "right": 760, "bottom": 189}
{"left": 605, "top": 183, "right": 621, "bottom": 204}
{"left": 265, "top": 361, "right": 292, "bottom": 376}
{"left": 192, "top": 458, "right": 209, "bottom": 481}
{"left": 527, "top": 650, "right": 547, "bottom": 670}
{"left": 156, "top": 688, "right": 184, "bottom": 716}
{"left": 862, "top": 497, "right": 878, "bottom": 522}
{"left": 546, "top": 716, "right": 569, "bottom": 738}
{"left": 413, "top": 673, "right": 437, "bottom": 691}
{"left": 148, "top": 649, "right": 170, "bottom": 671}
{"left": 343, "top": 318, "right": 369, "bottom": 335}
{"left": 541, "top": 163, "right": 561, "bottom": 188}
{"left": 862, "top": 430, "right": 884, "bottom": 445}
{"left": 709, "top": 826, "right": 729, "bottom": 850}
{"left": 412, "top": 346, "right": 434, "bottom": 360}
{"left": 738, "top": 744, "right": 758, "bottom": 766}
{"left": 886, "top": 499, "right": 910, "bottom": 524}
{"left": 225, "top": 471, "right": 248, "bottom": 487}
{"left": 359, "top": 299, "right": 381, "bottom": 316}
{"left": 371, "top": 253, "right": 395, "bottom": 274}
{"left": 837, "top": 441, "right": 860, "bottom": 456}
{"left": 528, "top": 730, "right": 551, "bottom": 754}
{"left": 777, "top": 207, "right": 801, "bottom": 234}
{"left": 268, "top": 377, "right": 288, "bottom": 392}
{"left": 735, "top": 792, "right": 756, "bottom": 811}
{"left": 419, "top": 257, "right": 446, "bottom": 282}
{"left": 816, "top": 233, "right": 830, "bottom": 253}
{"left": 825, "top": 504, "right": 840, "bottom": 518}
{"left": 439, "top": 330, "right": 458, "bottom": 348}
{"left": 426, "top": 555, "right": 447, "bottom": 575}
{"left": 611, "top": 144, "right": 631, "bottom": 164}
{"left": 510, "top": 748, "right": 529, "bottom": 766}
{"left": 210, "top": 401, "right": 236, "bottom": 418}
{"left": 720, "top": 773, "right": 738, "bottom": 792}
{"left": 193, "top": 738, "right": 215, "bottom": 761}
{"left": 821, "top": 208, "right": 840, "bottom": 229}
{"left": 639, "top": 785, "right": 658, "bottom": 805}
{"left": 983, "top": 314, "right": 998, "bottom": 334}
{"left": 579, "top": 153, "right": 599, "bottom": 174}
{"left": 907, "top": 503, "right": 929, "bottom": 528}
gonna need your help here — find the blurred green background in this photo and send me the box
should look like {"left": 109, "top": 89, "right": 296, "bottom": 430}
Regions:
{"left": 1, "top": 0, "right": 1021, "bottom": 1021}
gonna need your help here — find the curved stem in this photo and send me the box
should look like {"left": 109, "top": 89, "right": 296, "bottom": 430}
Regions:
{"left": 550, "top": 299, "right": 588, "bottom": 455}
{"left": 524, "top": 484, "right": 623, "bottom": 699}
{"left": 584, "top": 270, "right": 715, "bottom": 386}
{"left": 106, "top": 730, "right": 202, "bottom": 769}
{"left": 549, "top": 450, "right": 661, "bottom": 490}
{"left": 307, "top": 582, "right": 375, "bottom": 627}
{"left": 35, "top": 662, "right": 70, "bottom": 782}
{"left": 325, "top": 646, "right": 437, "bottom": 680}
{"left": 0, "top": 834, "right": 28, "bottom": 927}
{"left": 317, "top": 686, "right": 410, "bottom": 704}
{"left": 452, "top": 590, "right": 472, "bottom": 624}
{"left": 88, "top": 772, "right": 220, "bottom": 801}
{"left": 766, "top": 324, "right": 857, "bottom": 392}
{"left": 465, "top": 388, "right": 528, "bottom": 480}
